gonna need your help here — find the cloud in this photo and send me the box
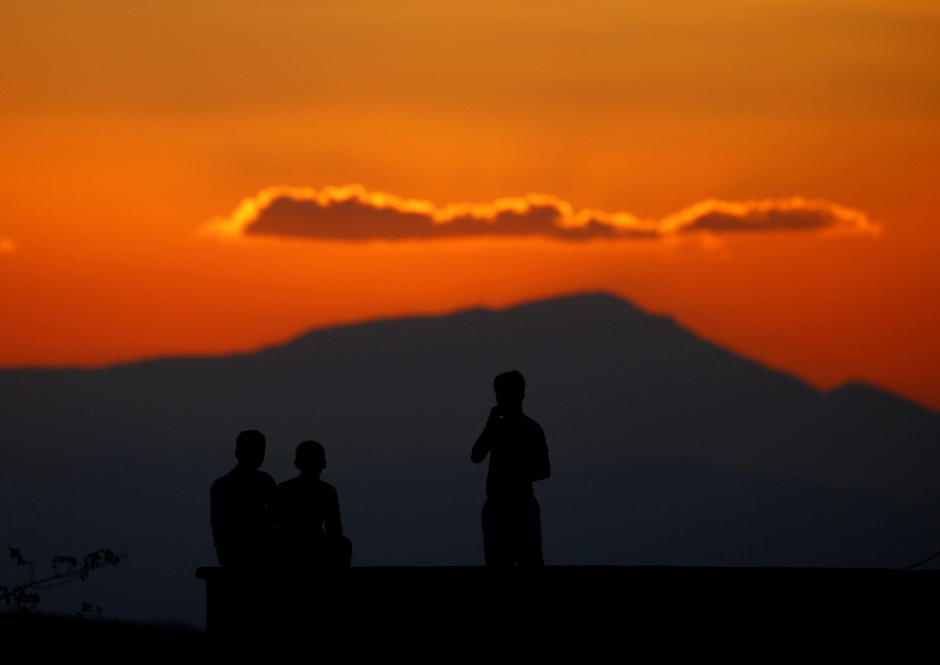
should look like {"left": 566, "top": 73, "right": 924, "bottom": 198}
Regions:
{"left": 0, "top": 237, "right": 16, "bottom": 253}
{"left": 200, "top": 185, "right": 878, "bottom": 242}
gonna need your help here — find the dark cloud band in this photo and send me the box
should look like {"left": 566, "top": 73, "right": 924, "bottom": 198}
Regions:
{"left": 201, "top": 185, "right": 876, "bottom": 242}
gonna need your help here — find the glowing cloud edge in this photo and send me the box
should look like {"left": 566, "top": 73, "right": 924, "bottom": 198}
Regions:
{"left": 199, "top": 185, "right": 879, "bottom": 242}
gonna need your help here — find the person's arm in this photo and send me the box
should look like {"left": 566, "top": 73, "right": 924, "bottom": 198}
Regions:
{"left": 266, "top": 484, "right": 281, "bottom": 533}
{"left": 471, "top": 406, "right": 501, "bottom": 463}
{"left": 263, "top": 476, "right": 278, "bottom": 533}
{"left": 531, "top": 424, "right": 550, "bottom": 482}
{"left": 210, "top": 478, "right": 235, "bottom": 546}
{"left": 209, "top": 484, "right": 222, "bottom": 546}
{"left": 325, "top": 486, "right": 343, "bottom": 537}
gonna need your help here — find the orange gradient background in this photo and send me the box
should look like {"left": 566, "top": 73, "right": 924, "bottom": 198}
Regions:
{"left": 1, "top": 1, "right": 939, "bottom": 409}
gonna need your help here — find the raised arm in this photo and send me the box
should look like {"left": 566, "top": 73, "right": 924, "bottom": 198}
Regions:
{"left": 471, "top": 406, "right": 501, "bottom": 463}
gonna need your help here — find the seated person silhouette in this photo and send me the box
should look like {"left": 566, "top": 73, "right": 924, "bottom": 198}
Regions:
{"left": 270, "top": 440, "right": 352, "bottom": 569}
{"left": 472, "top": 370, "right": 550, "bottom": 567}
{"left": 210, "top": 429, "right": 277, "bottom": 569}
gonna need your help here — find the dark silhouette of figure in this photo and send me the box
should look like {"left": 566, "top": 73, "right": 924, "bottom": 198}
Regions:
{"left": 472, "top": 371, "right": 550, "bottom": 566}
{"left": 270, "top": 440, "right": 352, "bottom": 569}
{"left": 210, "top": 430, "right": 276, "bottom": 569}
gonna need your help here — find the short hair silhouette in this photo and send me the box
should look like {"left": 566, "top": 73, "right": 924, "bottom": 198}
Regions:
{"left": 234, "top": 429, "right": 266, "bottom": 470}
{"left": 494, "top": 370, "right": 525, "bottom": 404}
{"left": 236, "top": 429, "right": 265, "bottom": 452}
{"left": 295, "top": 440, "right": 325, "bottom": 465}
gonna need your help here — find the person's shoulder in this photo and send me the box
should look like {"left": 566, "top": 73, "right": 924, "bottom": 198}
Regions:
{"left": 523, "top": 416, "right": 547, "bottom": 446}
{"left": 276, "top": 475, "right": 300, "bottom": 492}
{"left": 523, "top": 415, "right": 545, "bottom": 433}
{"left": 317, "top": 479, "right": 338, "bottom": 496}
{"left": 248, "top": 470, "right": 276, "bottom": 494}
{"left": 210, "top": 469, "right": 235, "bottom": 492}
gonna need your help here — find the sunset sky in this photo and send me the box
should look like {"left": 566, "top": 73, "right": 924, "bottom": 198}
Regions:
{"left": 1, "top": 1, "right": 938, "bottom": 409}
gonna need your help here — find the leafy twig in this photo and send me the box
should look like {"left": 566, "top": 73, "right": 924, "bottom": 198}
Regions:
{"left": 1, "top": 547, "right": 127, "bottom": 613}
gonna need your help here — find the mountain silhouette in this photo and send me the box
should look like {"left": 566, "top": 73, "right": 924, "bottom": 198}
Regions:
{"left": 1, "top": 293, "right": 939, "bottom": 626}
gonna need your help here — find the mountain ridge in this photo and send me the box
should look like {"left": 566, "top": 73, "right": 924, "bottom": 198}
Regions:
{"left": 2, "top": 292, "right": 940, "bottom": 626}
{"left": 2, "top": 290, "right": 929, "bottom": 418}
{"left": 1, "top": 292, "right": 937, "bottom": 495}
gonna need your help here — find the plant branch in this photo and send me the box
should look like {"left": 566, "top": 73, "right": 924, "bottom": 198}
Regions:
{"left": 2, "top": 547, "right": 127, "bottom": 613}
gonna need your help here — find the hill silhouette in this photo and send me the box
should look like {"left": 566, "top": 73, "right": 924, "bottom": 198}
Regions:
{"left": 1, "top": 293, "right": 939, "bottom": 626}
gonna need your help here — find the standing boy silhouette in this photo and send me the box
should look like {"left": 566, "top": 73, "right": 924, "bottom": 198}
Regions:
{"left": 471, "top": 371, "right": 550, "bottom": 566}
{"left": 270, "top": 440, "right": 352, "bottom": 569}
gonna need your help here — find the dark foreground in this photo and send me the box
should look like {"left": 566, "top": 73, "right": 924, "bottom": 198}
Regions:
{"left": 3, "top": 566, "right": 934, "bottom": 658}
{"left": 0, "top": 611, "right": 204, "bottom": 657}
{"left": 198, "top": 566, "right": 936, "bottom": 657}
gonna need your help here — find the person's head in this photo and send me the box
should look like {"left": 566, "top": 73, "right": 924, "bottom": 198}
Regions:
{"left": 295, "top": 440, "right": 326, "bottom": 476}
{"left": 493, "top": 370, "right": 525, "bottom": 410}
{"left": 234, "top": 429, "right": 266, "bottom": 469}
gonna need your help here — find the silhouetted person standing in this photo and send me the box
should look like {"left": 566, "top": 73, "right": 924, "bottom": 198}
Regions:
{"left": 270, "top": 441, "right": 352, "bottom": 569}
{"left": 210, "top": 430, "right": 276, "bottom": 569}
{"left": 472, "top": 371, "right": 550, "bottom": 567}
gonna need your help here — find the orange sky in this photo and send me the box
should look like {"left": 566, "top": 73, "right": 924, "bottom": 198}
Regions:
{"left": 1, "top": 1, "right": 939, "bottom": 410}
